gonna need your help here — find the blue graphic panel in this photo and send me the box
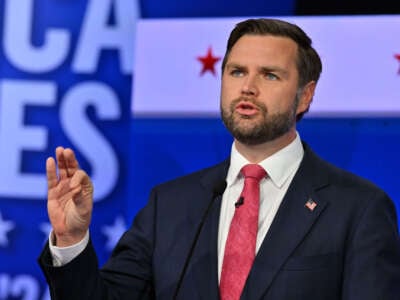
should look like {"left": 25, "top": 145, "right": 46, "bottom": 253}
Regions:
{"left": 140, "top": 0, "right": 295, "bottom": 17}
{"left": 0, "top": 1, "right": 137, "bottom": 298}
{"left": 129, "top": 117, "right": 400, "bottom": 223}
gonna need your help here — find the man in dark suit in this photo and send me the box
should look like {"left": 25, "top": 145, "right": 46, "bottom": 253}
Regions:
{"left": 39, "top": 18, "right": 400, "bottom": 299}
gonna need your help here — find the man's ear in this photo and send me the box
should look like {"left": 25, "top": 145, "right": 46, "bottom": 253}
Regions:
{"left": 296, "top": 81, "right": 316, "bottom": 115}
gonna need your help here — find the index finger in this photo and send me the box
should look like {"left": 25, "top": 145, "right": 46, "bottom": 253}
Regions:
{"left": 63, "top": 148, "right": 80, "bottom": 177}
{"left": 56, "top": 147, "right": 79, "bottom": 179}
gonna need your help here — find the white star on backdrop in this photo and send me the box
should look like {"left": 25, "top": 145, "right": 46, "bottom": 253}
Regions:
{"left": 0, "top": 211, "right": 15, "bottom": 247}
{"left": 101, "top": 215, "right": 127, "bottom": 251}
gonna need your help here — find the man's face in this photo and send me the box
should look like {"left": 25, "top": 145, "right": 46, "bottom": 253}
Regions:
{"left": 220, "top": 34, "right": 305, "bottom": 146}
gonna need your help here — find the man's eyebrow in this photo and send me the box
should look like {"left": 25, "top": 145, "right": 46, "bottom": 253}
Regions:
{"left": 259, "top": 66, "right": 289, "bottom": 77}
{"left": 225, "top": 62, "right": 246, "bottom": 69}
{"left": 225, "top": 63, "right": 290, "bottom": 78}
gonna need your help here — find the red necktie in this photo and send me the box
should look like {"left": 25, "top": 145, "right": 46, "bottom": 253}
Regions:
{"left": 220, "top": 164, "right": 266, "bottom": 300}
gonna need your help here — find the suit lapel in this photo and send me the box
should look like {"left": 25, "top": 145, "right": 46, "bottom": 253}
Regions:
{"left": 182, "top": 160, "right": 229, "bottom": 300}
{"left": 241, "top": 145, "right": 330, "bottom": 300}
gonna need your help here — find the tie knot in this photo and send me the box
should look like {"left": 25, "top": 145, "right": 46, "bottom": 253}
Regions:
{"left": 240, "top": 164, "right": 266, "bottom": 182}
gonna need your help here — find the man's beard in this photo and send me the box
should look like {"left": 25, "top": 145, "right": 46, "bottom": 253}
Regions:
{"left": 221, "top": 97, "right": 298, "bottom": 146}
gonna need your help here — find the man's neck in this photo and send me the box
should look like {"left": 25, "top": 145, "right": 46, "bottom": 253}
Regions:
{"left": 234, "top": 128, "right": 297, "bottom": 163}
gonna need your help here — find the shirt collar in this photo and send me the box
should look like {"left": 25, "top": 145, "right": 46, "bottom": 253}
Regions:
{"left": 226, "top": 132, "right": 304, "bottom": 188}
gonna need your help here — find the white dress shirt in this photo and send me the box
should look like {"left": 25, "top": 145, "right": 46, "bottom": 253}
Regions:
{"left": 49, "top": 134, "right": 304, "bottom": 270}
{"left": 49, "top": 230, "right": 89, "bottom": 266}
{"left": 217, "top": 133, "right": 304, "bottom": 281}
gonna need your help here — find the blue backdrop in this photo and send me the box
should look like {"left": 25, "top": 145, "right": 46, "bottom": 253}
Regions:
{"left": 130, "top": 118, "right": 400, "bottom": 219}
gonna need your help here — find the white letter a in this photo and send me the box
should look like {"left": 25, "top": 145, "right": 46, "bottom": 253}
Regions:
{"left": 73, "top": 0, "right": 140, "bottom": 75}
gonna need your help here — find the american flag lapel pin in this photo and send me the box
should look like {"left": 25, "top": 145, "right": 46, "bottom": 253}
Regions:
{"left": 305, "top": 198, "right": 317, "bottom": 211}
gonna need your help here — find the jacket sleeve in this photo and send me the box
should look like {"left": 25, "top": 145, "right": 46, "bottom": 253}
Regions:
{"left": 38, "top": 188, "right": 158, "bottom": 300}
{"left": 342, "top": 189, "right": 400, "bottom": 299}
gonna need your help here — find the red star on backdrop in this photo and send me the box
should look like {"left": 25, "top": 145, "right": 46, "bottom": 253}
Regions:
{"left": 197, "top": 47, "right": 221, "bottom": 76}
{"left": 395, "top": 54, "right": 400, "bottom": 74}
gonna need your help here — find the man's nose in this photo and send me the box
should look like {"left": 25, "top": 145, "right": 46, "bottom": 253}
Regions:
{"left": 241, "top": 74, "right": 259, "bottom": 97}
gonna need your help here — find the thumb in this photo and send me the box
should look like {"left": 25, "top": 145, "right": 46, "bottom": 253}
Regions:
{"left": 70, "top": 170, "right": 93, "bottom": 199}
{"left": 70, "top": 169, "right": 91, "bottom": 188}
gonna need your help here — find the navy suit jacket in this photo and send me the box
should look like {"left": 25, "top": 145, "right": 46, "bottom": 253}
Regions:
{"left": 39, "top": 143, "right": 400, "bottom": 299}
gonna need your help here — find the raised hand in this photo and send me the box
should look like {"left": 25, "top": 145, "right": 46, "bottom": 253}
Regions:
{"left": 46, "top": 147, "right": 94, "bottom": 247}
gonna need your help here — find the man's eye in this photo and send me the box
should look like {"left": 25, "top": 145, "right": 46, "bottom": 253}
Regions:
{"left": 230, "top": 69, "right": 244, "bottom": 77}
{"left": 265, "top": 73, "right": 278, "bottom": 80}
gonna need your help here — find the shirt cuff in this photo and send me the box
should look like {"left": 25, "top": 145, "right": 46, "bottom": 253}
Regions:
{"left": 48, "top": 230, "right": 90, "bottom": 267}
